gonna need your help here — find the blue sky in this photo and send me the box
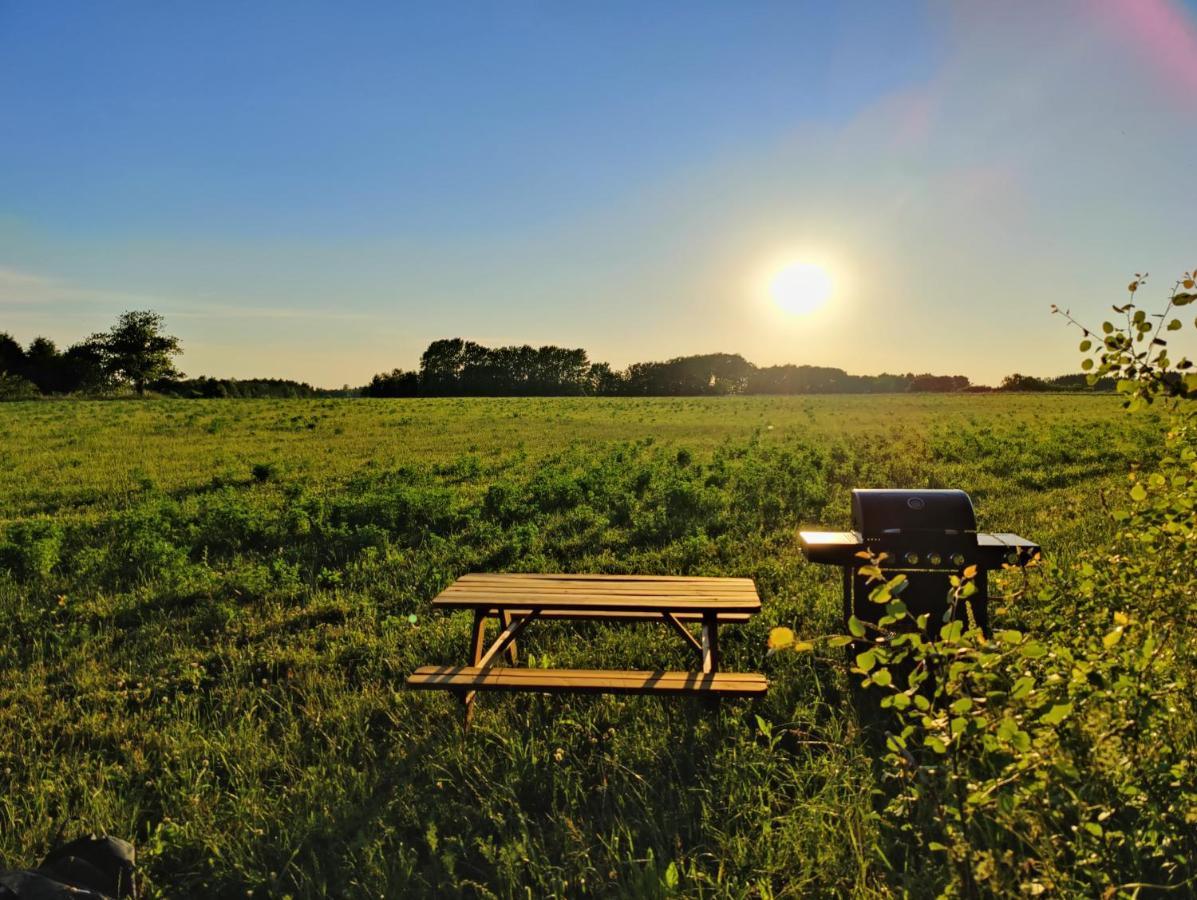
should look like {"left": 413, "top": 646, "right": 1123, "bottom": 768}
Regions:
{"left": 3, "top": 1, "right": 1196, "bottom": 385}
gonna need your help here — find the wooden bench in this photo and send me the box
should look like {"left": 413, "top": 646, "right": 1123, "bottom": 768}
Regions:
{"left": 406, "top": 573, "right": 768, "bottom": 725}
{"left": 407, "top": 667, "right": 768, "bottom": 696}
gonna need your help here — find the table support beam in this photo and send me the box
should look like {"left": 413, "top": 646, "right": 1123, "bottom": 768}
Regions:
{"left": 663, "top": 612, "right": 703, "bottom": 659}
{"left": 465, "top": 610, "right": 539, "bottom": 731}
{"left": 498, "top": 609, "right": 519, "bottom": 664}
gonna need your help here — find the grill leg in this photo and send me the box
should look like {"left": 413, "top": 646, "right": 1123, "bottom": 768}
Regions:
{"left": 971, "top": 571, "right": 991, "bottom": 639}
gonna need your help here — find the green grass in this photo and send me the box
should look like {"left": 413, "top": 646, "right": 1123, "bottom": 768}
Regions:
{"left": 0, "top": 395, "right": 1165, "bottom": 896}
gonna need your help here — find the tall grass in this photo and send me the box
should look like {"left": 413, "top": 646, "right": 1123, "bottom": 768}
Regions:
{"left": 0, "top": 395, "right": 1165, "bottom": 896}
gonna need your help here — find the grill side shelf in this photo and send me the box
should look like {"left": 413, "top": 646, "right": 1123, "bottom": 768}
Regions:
{"left": 798, "top": 530, "right": 865, "bottom": 565}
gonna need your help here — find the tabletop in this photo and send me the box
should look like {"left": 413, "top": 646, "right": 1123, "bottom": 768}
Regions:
{"left": 431, "top": 573, "right": 761, "bottom": 615}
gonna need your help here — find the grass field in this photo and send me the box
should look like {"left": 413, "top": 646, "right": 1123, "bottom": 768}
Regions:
{"left": 0, "top": 395, "right": 1168, "bottom": 896}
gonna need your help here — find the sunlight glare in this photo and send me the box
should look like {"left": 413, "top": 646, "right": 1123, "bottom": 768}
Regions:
{"left": 769, "top": 261, "right": 833, "bottom": 315}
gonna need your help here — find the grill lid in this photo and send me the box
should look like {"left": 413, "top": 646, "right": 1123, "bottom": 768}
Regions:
{"left": 851, "top": 489, "right": 977, "bottom": 537}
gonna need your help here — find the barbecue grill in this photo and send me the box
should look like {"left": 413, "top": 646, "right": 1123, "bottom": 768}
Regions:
{"left": 799, "top": 489, "right": 1039, "bottom": 638}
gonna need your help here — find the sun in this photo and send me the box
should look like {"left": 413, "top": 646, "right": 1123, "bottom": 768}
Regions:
{"left": 769, "top": 261, "right": 833, "bottom": 315}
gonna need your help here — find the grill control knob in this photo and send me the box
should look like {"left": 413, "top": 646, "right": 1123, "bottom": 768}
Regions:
{"left": 904, "top": 551, "right": 919, "bottom": 566}
{"left": 951, "top": 553, "right": 965, "bottom": 567}
{"left": 927, "top": 552, "right": 942, "bottom": 566}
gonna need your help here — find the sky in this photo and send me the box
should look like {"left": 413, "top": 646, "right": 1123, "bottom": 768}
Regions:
{"left": 2, "top": 0, "right": 1197, "bottom": 387}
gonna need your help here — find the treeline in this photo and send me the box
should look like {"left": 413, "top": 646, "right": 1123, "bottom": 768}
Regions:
{"left": 364, "top": 338, "right": 1113, "bottom": 397}
{"left": 2, "top": 317, "right": 1117, "bottom": 400}
{"left": 1, "top": 314, "right": 342, "bottom": 400}
{"left": 1, "top": 334, "right": 108, "bottom": 396}
{"left": 151, "top": 377, "right": 335, "bottom": 399}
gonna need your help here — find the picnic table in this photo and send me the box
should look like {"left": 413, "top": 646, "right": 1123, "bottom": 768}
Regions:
{"left": 406, "top": 573, "right": 768, "bottom": 725}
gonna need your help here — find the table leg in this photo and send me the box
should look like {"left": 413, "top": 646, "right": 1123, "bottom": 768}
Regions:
{"left": 498, "top": 609, "right": 518, "bottom": 664}
{"left": 701, "top": 612, "right": 719, "bottom": 674}
{"left": 464, "top": 609, "right": 487, "bottom": 730}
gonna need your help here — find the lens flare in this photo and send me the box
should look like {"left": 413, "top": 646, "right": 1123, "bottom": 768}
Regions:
{"left": 769, "top": 261, "right": 833, "bottom": 315}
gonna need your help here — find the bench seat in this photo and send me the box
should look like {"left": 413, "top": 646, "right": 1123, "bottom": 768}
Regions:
{"left": 482, "top": 608, "right": 752, "bottom": 623}
{"left": 406, "top": 666, "right": 768, "bottom": 696}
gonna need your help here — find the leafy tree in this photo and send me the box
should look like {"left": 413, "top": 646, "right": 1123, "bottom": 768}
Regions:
{"left": 0, "top": 332, "right": 25, "bottom": 377}
{"left": 588, "top": 361, "right": 623, "bottom": 395}
{"left": 364, "top": 369, "right": 420, "bottom": 397}
{"left": 61, "top": 342, "right": 112, "bottom": 393}
{"left": 999, "top": 373, "right": 1050, "bottom": 391}
{"left": 0, "top": 373, "right": 39, "bottom": 401}
{"left": 23, "top": 337, "right": 65, "bottom": 393}
{"left": 90, "top": 311, "right": 182, "bottom": 395}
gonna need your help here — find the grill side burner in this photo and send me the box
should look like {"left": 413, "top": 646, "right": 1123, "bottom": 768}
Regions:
{"left": 799, "top": 489, "right": 1039, "bottom": 638}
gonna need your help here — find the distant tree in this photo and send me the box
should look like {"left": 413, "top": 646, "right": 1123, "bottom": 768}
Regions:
{"left": 747, "top": 364, "right": 858, "bottom": 394}
{"left": 364, "top": 369, "right": 420, "bottom": 397}
{"left": 90, "top": 311, "right": 182, "bottom": 395}
{"left": 588, "top": 361, "right": 623, "bottom": 395}
{"left": 0, "top": 333, "right": 26, "bottom": 378}
{"left": 1046, "top": 373, "right": 1117, "bottom": 392}
{"left": 0, "top": 373, "right": 39, "bottom": 401}
{"left": 908, "top": 373, "right": 970, "bottom": 392}
{"left": 999, "top": 373, "right": 1051, "bottom": 392}
{"left": 61, "top": 342, "right": 112, "bottom": 393}
{"left": 22, "top": 337, "right": 68, "bottom": 393}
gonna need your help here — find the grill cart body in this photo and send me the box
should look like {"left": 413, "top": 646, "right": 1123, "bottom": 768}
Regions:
{"left": 799, "top": 489, "right": 1039, "bottom": 638}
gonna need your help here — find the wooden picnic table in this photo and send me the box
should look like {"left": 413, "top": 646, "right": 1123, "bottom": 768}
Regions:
{"left": 406, "top": 573, "right": 768, "bottom": 725}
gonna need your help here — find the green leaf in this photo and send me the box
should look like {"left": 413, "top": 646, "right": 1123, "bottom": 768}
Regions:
{"left": 664, "top": 860, "right": 679, "bottom": 889}
{"left": 1168, "top": 318, "right": 1182, "bottom": 331}
{"left": 848, "top": 616, "right": 866, "bottom": 638}
{"left": 1020, "top": 641, "right": 1048, "bottom": 659}
{"left": 1081, "top": 358, "right": 1094, "bottom": 371}
{"left": 1010, "top": 676, "right": 1035, "bottom": 700}
{"left": 951, "top": 697, "right": 974, "bottom": 715}
{"left": 872, "top": 667, "right": 892, "bottom": 687}
{"left": 1103, "top": 626, "right": 1124, "bottom": 648}
{"left": 855, "top": 649, "right": 877, "bottom": 672}
{"left": 1079, "top": 339, "right": 1092, "bottom": 351}
{"left": 996, "top": 629, "right": 1023, "bottom": 645}
{"left": 925, "top": 735, "right": 947, "bottom": 754}
{"left": 1130, "top": 483, "right": 1147, "bottom": 501}
{"left": 1039, "top": 702, "right": 1073, "bottom": 726}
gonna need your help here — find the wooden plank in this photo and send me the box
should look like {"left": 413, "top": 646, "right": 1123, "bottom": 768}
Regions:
{"left": 456, "top": 574, "right": 755, "bottom": 585}
{"left": 453, "top": 575, "right": 756, "bottom": 588}
{"left": 442, "top": 584, "right": 756, "bottom": 598}
{"left": 468, "top": 611, "right": 487, "bottom": 665}
{"left": 480, "top": 608, "right": 753, "bottom": 623}
{"left": 464, "top": 610, "right": 487, "bottom": 729}
{"left": 475, "top": 611, "right": 537, "bottom": 670}
{"left": 662, "top": 612, "right": 703, "bottom": 656}
{"left": 433, "top": 595, "right": 760, "bottom": 613}
{"left": 498, "top": 609, "right": 518, "bottom": 664}
{"left": 701, "top": 612, "right": 719, "bottom": 674}
{"left": 407, "top": 666, "right": 768, "bottom": 696}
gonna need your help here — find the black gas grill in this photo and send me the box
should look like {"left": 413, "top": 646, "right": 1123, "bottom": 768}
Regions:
{"left": 799, "top": 489, "right": 1039, "bottom": 637}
